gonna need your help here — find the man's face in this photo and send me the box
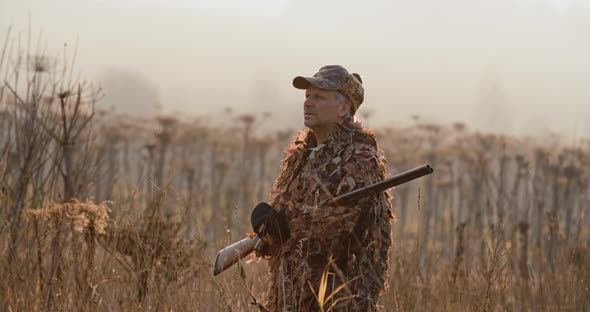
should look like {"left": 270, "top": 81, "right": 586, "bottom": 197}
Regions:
{"left": 303, "top": 86, "right": 347, "bottom": 130}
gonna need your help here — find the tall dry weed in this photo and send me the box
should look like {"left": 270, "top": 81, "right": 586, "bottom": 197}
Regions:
{"left": 1, "top": 29, "right": 589, "bottom": 311}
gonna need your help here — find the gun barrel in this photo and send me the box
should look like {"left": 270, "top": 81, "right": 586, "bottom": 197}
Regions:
{"left": 326, "top": 164, "right": 433, "bottom": 206}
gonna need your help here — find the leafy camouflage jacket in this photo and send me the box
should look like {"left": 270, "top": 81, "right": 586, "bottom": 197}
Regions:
{"left": 263, "top": 121, "right": 393, "bottom": 311}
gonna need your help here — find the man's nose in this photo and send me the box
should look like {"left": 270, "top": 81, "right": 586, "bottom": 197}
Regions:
{"left": 304, "top": 99, "right": 313, "bottom": 108}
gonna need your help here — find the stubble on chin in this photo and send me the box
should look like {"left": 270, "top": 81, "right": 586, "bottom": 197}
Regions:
{"left": 303, "top": 116, "right": 314, "bottom": 128}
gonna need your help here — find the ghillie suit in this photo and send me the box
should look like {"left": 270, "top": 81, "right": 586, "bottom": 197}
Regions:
{"left": 262, "top": 121, "right": 393, "bottom": 311}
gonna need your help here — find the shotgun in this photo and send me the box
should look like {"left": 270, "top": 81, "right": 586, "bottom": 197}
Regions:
{"left": 213, "top": 164, "right": 433, "bottom": 276}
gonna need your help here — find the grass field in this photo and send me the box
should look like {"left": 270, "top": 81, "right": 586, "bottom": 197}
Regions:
{"left": 1, "top": 31, "right": 589, "bottom": 311}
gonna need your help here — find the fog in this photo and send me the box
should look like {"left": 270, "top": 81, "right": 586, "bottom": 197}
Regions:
{"left": 1, "top": 0, "right": 589, "bottom": 136}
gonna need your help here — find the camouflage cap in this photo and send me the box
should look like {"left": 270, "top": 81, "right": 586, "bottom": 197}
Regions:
{"left": 293, "top": 65, "right": 364, "bottom": 112}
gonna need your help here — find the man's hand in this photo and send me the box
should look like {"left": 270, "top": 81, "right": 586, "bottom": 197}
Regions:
{"left": 257, "top": 224, "right": 275, "bottom": 244}
{"left": 250, "top": 202, "right": 290, "bottom": 243}
{"left": 250, "top": 202, "right": 290, "bottom": 257}
{"left": 253, "top": 223, "right": 277, "bottom": 257}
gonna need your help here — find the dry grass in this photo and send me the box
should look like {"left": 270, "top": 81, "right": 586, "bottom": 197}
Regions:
{"left": 1, "top": 30, "right": 589, "bottom": 311}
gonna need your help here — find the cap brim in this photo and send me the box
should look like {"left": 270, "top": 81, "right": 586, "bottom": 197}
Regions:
{"left": 292, "top": 76, "right": 338, "bottom": 90}
{"left": 292, "top": 76, "right": 313, "bottom": 89}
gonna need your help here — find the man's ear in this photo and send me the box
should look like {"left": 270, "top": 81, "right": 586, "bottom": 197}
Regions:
{"left": 337, "top": 100, "right": 351, "bottom": 118}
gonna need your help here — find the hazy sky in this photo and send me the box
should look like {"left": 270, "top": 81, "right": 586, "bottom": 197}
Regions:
{"left": 1, "top": 0, "right": 589, "bottom": 137}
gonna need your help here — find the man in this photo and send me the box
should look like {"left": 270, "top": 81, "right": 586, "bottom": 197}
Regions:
{"left": 257, "top": 65, "right": 393, "bottom": 311}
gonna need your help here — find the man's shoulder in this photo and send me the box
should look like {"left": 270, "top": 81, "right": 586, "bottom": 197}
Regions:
{"left": 351, "top": 127, "right": 378, "bottom": 148}
{"left": 280, "top": 129, "right": 313, "bottom": 159}
{"left": 342, "top": 124, "right": 389, "bottom": 176}
{"left": 339, "top": 123, "right": 379, "bottom": 155}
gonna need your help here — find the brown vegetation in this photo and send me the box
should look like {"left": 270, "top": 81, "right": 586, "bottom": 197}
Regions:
{"left": 1, "top": 31, "right": 589, "bottom": 311}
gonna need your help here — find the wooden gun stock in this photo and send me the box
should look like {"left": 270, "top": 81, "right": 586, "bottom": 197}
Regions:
{"left": 213, "top": 235, "right": 261, "bottom": 276}
{"left": 213, "top": 164, "right": 433, "bottom": 276}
